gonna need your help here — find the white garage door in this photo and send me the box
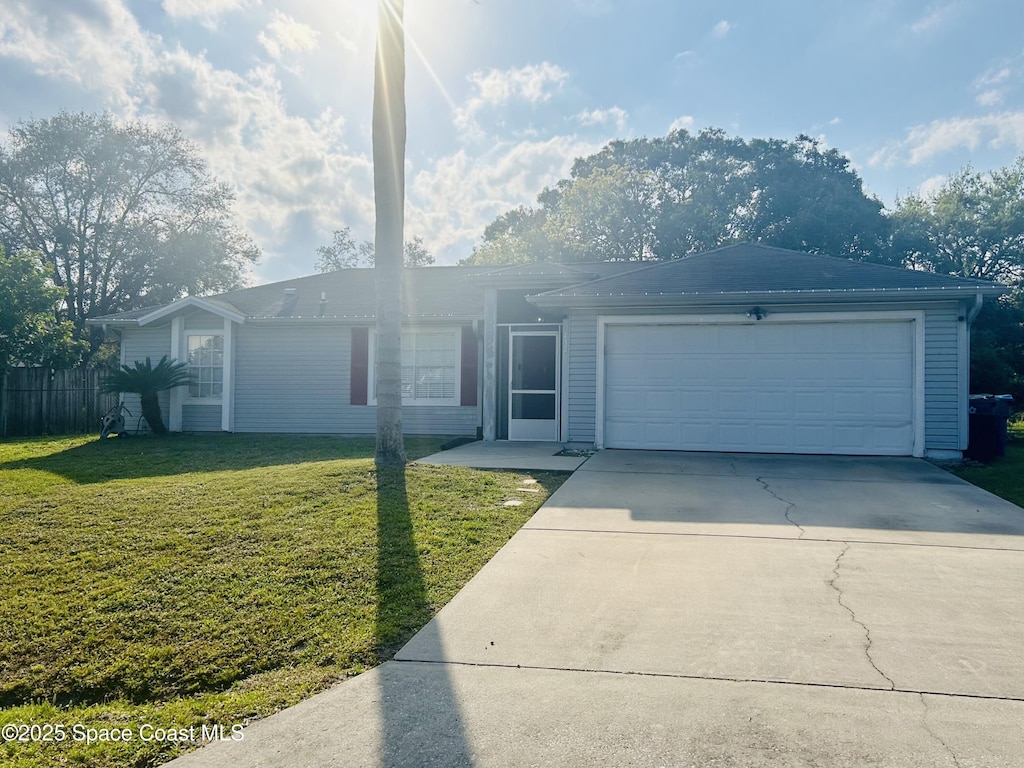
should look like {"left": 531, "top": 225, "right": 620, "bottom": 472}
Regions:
{"left": 603, "top": 321, "right": 916, "bottom": 455}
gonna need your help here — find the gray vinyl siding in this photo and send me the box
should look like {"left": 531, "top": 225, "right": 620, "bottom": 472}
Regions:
{"left": 233, "top": 324, "right": 478, "bottom": 435}
{"left": 566, "top": 312, "right": 599, "bottom": 443}
{"left": 119, "top": 325, "right": 172, "bottom": 432}
{"left": 183, "top": 404, "right": 222, "bottom": 432}
{"left": 923, "top": 303, "right": 961, "bottom": 451}
{"left": 184, "top": 311, "right": 225, "bottom": 330}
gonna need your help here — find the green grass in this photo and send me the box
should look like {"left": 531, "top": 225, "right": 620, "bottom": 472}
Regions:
{"left": 0, "top": 434, "right": 567, "bottom": 768}
{"left": 950, "top": 419, "right": 1024, "bottom": 508}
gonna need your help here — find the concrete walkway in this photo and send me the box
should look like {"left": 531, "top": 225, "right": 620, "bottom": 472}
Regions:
{"left": 169, "top": 451, "right": 1024, "bottom": 767}
{"left": 413, "top": 439, "right": 592, "bottom": 471}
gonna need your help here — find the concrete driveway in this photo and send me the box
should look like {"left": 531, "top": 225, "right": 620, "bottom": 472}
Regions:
{"left": 171, "top": 450, "right": 1024, "bottom": 768}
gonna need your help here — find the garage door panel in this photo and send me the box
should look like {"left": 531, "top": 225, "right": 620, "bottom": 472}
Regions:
{"left": 717, "top": 325, "right": 759, "bottom": 353}
{"left": 871, "top": 357, "right": 913, "bottom": 385}
{"left": 793, "top": 391, "right": 830, "bottom": 418}
{"left": 873, "top": 391, "right": 914, "bottom": 419}
{"left": 604, "top": 321, "right": 915, "bottom": 456}
{"left": 755, "top": 391, "right": 789, "bottom": 416}
{"left": 644, "top": 390, "right": 677, "bottom": 416}
{"left": 754, "top": 423, "right": 791, "bottom": 452}
{"left": 714, "top": 357, "right": 752, "bottom": 384}
{"left": 717, "top": 423, "right": 751, "bottom": 449}
{"left": 792, "top": 357, "right": 829, "bottom": 384}
{"left": 793, "top": 425, "right": 829, "bottom": 452}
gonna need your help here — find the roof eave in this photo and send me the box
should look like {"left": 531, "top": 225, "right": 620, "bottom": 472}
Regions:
{"left": 527, "top": 285, "right": 1008, "bottom": 309}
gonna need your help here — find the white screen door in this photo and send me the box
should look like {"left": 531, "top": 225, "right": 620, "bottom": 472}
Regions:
{"left": 508, "top": 331, "right": 559, "bottom": 441}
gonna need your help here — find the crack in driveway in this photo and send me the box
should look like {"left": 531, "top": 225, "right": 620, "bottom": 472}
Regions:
{"left": 919, "top": 693, "right": 963, "bottom": 768}
{"left": 755, "top": 476, "right": 805, "bottom": 537}
{"left": 828, "top": 543, "right": 896, "bottom": 690}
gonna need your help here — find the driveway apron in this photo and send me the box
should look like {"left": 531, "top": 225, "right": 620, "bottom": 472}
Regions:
{"left": 171, "top": 450, "right": 1024, "bottom": 768}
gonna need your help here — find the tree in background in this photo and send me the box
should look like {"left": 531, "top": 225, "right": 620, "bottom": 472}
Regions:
{"left": 314, "top": 226, "right": 433, "bottom": 271}
{"left": 891, "top": 159, "right": 1024, "bottom": 399}
{"left": 465, "top": 129, "right": 889, "bottom": 266}
{"left": 372, "top": 0, "right": 407, "bottom": 467}
{"left": 890, "top": 160, "right": 1024, "bottom": 283}
{"left": 0, "top": 245, "right": 83, "bottom": 376}
{"left": 0, "top": 111, "right": 260, "bottom": 357}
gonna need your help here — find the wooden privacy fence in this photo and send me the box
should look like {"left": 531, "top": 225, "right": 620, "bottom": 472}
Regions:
{"left": 1, "top": 368, "right": 118, "bottom": 437}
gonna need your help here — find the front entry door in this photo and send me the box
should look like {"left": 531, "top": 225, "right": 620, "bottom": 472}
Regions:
{"left": 508, "top": 331, "right": 559, "bottom": 441}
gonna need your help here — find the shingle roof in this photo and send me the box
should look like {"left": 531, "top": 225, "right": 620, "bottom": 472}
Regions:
{"left": 90, "top": 245, "right": 1007, "bottom": 326}
{"left": 530, "top": 244, "right": 1006, "bottom": 305}
{"left": 90, "top": 265, "right": 495, "bottom": 323}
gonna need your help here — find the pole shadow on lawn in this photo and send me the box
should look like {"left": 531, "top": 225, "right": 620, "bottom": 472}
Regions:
{"left": 375, "top": 465, "right": 474, "bottom": 767}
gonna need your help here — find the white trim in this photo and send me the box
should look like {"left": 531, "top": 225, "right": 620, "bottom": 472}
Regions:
{"left": 367, "top": 326, "right": 463, "bottom": 407}
{"left": 595, "top": 311, "right": 926, "bottom": 457}
{"left": 169, "top": 317, "right": 184, "bottom": 432}
{"left": 182, "top": 329, "right": 226, "bottom": 407}
{"left": 222, "top": 319, "right": 235, "bottom": 432}
{"left": 508, "top": 329, "right": 561, "bottom": 441}
{"left": 138, "top": 296, "right": 245, "bottom": 327}
{"left": 560, "top": 318, "right": 570, "bottom": 442}
{"left": 958, "top": 300, "right": 970, "bottom": 451}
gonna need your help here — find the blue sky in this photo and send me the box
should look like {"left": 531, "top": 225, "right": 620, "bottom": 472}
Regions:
{"left": 2, "top": 0, "right": 1023, "bottom": 284}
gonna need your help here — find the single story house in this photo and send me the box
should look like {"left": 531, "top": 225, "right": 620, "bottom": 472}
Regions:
{"left": 90, "top": 243, "right": 1006, "bottom": 459}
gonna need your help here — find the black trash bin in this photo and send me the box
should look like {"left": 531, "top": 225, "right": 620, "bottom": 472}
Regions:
{"left": 966, "top": 395, "right": 1014, "bottom": 462}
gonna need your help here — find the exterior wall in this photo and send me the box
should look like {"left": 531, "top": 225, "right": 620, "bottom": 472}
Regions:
{"left": 119, "top": 325, "right": 172, "bottom": 432}
{"left": 182, "top": 404, "right": 222, "bottom": 432}
{"left": 565, "top": 312, "right": 599, "bottom": 443}
{"left": 563, "top": 302, "right": 965, "bottom": 454}
{"left": 184, "top": 311, "right": 225, "bottom": 330}
{"left": 923, "top": 303, "right": 961, "bottom": 452}
{"left": 232, "top": 323, "right": 478, "bottom": 435}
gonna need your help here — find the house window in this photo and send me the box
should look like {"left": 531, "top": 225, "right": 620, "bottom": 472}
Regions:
{"left": 369, "top": 328, "right": 460, "bottom": 406}
{"left": 187, "top": 334, "right": 223, "bottom": 399}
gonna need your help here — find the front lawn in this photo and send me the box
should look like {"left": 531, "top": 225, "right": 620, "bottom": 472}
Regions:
{"left": 0, "top": 434, "right": 566, "bottom": 768}
{"left": 950, "top": 419, "right": 1024, "bottom": 507}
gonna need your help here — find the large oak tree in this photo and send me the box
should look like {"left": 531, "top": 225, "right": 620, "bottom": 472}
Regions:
{"left": 465, "top": 129, "right": 890, "bottom": 265}
{"left": 0, "top": 111, "right": 260, "bottom": 355}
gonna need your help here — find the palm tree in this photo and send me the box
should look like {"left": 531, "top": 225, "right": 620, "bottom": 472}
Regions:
{"left": 101, "top": 355, "right": 190, "bottom": 434}
{"left": 373, "top": 0, "right": 407, "bottom": 466}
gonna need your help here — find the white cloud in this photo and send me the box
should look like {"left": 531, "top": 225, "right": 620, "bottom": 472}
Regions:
{"left": 408, "top": 135, "right": 605, "bottom": 263}
{"left": 870, "top": 112, "right": 1024, "bottom": 167}
{"left": 712, "top": 20, "right": 731, "bottom": 37}
{"left": 454, "top": 62, "right": 569, "bottom": 140}
{"left": 668, "top": 115, "right": 695, "bottom": 133}
{"left": 258, "top": 11, "right": 320, "bottom": 60}
{"left": 576, "top": 107, "right": 628, "bottom": 131}
{"left": 917, "top": 174, "right": 948, "bottom": 198}
{"left": 829, "top": 116, "right": 841, "bottom": 126}
{"left": 911, "top": 4, "right": 956, "bottom": 33}
{"left": 162, "top": 0, "right": 248, "bottom": 21}
{"left": 0, "top": 0, "right": 155, "bottom": 112}
{"left": 977, "top": 90, "right": 1003, "bottom": 107}
{"left": 974, "top": 65, "right": 1014, "bottom": 108}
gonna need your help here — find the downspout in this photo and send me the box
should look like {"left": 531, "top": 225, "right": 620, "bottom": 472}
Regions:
{"left": 966, "top": 292, "right": 984, "bottom": 324}
{"left": 960, "top": 293, "right": 984, "bottom": 453}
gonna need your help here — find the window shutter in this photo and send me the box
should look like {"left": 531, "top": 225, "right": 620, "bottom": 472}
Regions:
{"left": 350, "top": 327, "right": 369, "bottom": 405}
{"left": 460, "top": 325, "right": 478, "bottom": 406}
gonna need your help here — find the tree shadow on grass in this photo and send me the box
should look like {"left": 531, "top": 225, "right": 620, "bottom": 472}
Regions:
{"left": 375, "top": 465, "right": 474, "bottom": 767}
{"left": 0, "top": 434, "right": 446, "bottom": 484}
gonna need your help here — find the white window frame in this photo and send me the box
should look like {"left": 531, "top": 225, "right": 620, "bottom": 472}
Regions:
{"left": 367, "top": 326, "right": 462, "bottom": 407}
{"left": 185, "top": 330, "right": 225, "bottom": 403}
